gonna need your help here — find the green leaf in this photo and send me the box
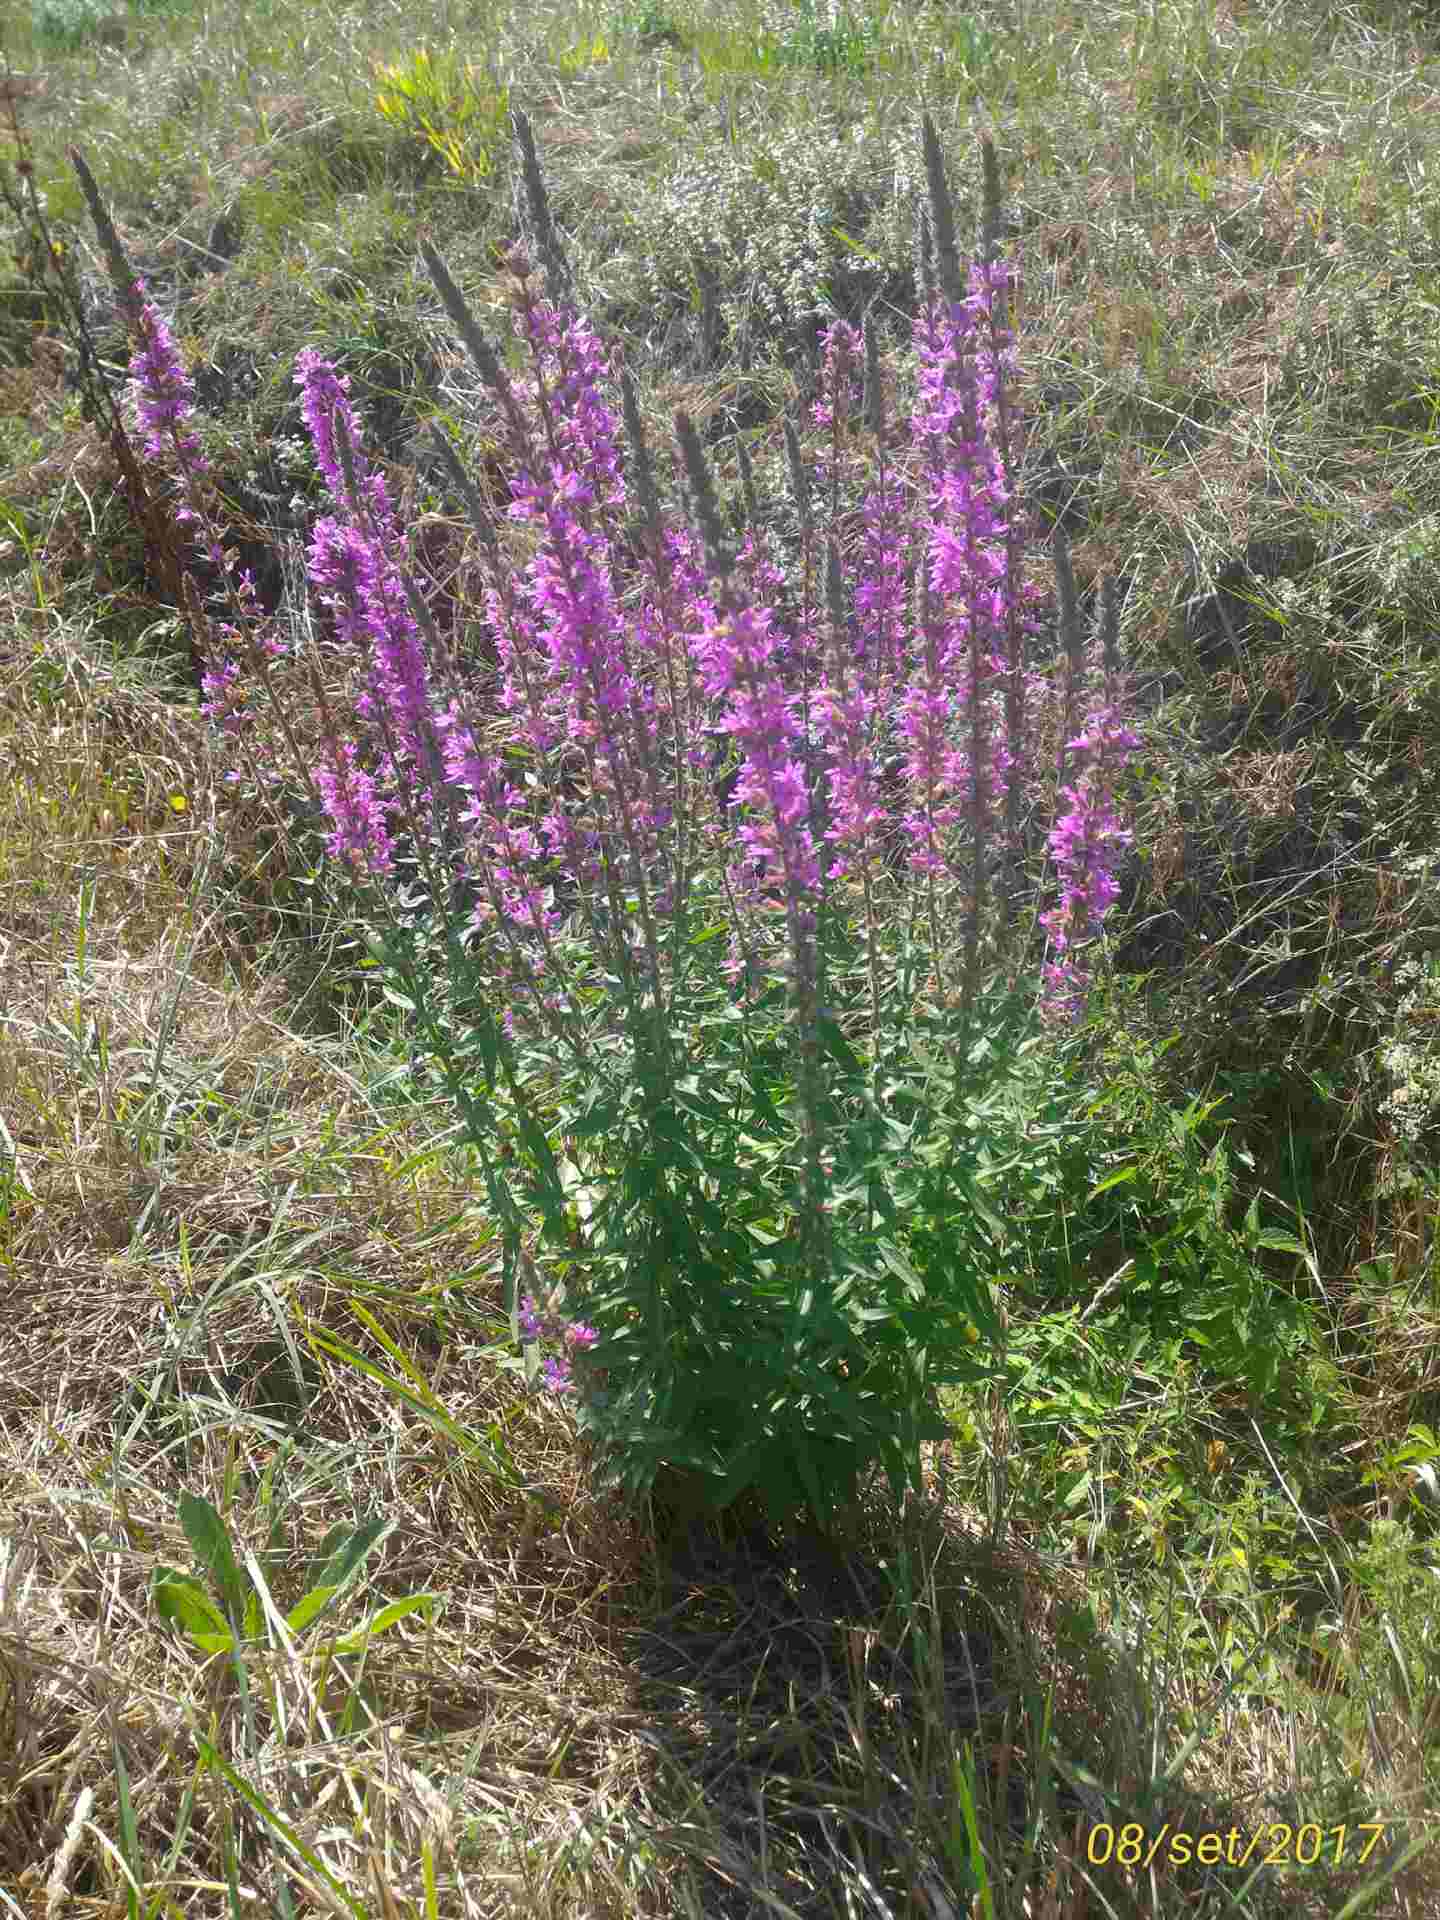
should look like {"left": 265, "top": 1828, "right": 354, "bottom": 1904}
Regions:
{"left": 422, "top": 1838, "right": 440, "bottom": 1920}
{"left": 816, "top": 1011, "right": 862, "bottom": 1075}
{"left": 347, "top": 1298, "right": 443, "bottom": 1406}
{"left": 285, "top": 1584, "right": 339, "bottom": 1635}
{"left": 879, "top": 1241, "right": 924, "bottom": 1288}
{"left": 330, "top": 1592, "right": 438, "bottom": 1654}
{"left": 1087, "top": 1164, "right": 1140, "bottom": 1201}
{"left": 788, "top": 1433, "right": 824, "bottom": 1522}
{"left": 672, "top": 1078, "right": 729, "bottom": 1121}
{"left": 112, "top": 1727, "right": 141, "bottom": 1919}
{"left": 827, "top": 224, "right": 885, "bottom": 264}
{"left": 153, "top": 1572, "right": 235, "bottom": 1653}
{"left": 954, "top": 1170, "right": 1007, "bottom": 1242}
{"left": 304, "top": 1522, "right": 351, "bottom": 1588}
{"left": 305, "top": 1516, "right": 390, "bottom": 1599}
{"left": 514, "top": 1106, "right": 563, "bottom": 1200}
{"left": 178, "top": 1493, "right": 248, "bottom": 1623}
{"left": 1250, "top": 1227, "right": 1317, "bottom": 1269}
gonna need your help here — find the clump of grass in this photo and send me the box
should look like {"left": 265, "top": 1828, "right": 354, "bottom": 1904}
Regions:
{"left": 370, "top": 44, "right": 512, "bottom": 188}
{"left": 610, "top": 0, "right": 688, "bottom": 51}
{"left": 30, "top": 0, "right": 119, "bottom": 51}
{"left": 769, "top": 0, "right": 882, "bottom": 77}
{"left": 591, "top": 111, "right": 920, "bottom": 376}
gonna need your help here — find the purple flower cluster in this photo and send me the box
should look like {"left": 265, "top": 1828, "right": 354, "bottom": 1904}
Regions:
{"left": 809, "top": 319, "right": 892, "bottom": 882}
{"left": 518, "top": 1291, "right": 601, "bottom": 1395}
{"left": 895, "top": 262, "right": 1019, "bottom": 886}
{"left": 123, "top": 278, "right": 239, "bottom": 607}
{"left": 1039, "top": 706, "right": 1142, "bottom": 1020}
{"left": 409, "top": 293, "right": 691, "bottom": 1023}
{"left": 120, "top": 277, "right": 303, "bottom": 787}
{"left": 694, "top": 603, "right": 819, "bottom": 903}
{"left": 128, "top": 285, "right": 205, "bottom": 475}
{"left": 293, "top": 349, "right": 449, "bottom": 859}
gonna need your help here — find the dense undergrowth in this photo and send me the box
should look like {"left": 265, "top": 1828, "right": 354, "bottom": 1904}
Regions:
{"left": 2, "top": 0, "right": 1440, "bottom": 1914}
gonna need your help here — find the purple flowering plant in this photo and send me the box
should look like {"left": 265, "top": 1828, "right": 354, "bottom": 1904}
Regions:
{"left": 77, "top": 113, "right": 1142, "bottom": 1538}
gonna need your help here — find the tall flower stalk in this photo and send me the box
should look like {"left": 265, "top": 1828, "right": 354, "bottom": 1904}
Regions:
{"left": 1039, "top": 575, "right": 1138, "bottom": 1021}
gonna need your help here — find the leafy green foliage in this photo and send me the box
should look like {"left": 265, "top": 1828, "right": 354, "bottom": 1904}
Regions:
{"left": 991, "top": 1011, "right": 1319, "bottom": 1414}
{"left": 342, "top": 805, "right": 1331, "bottom": 1545}
{"left": 151, "top": 1491, "right": 428, "bottom": 1659}
{"left": 766, "top": 0, "right": 881, "bottom": 77}
{"left": 351, "top": 866, "right": 1101, "bottom": 1536}
{"left": 29, "top": 0, "right": 187, "bottom": 49}
{"left": 609, "top": 1, "right": 688, "bottom": 51}
{"left": 29, "top": 0, "right": 117, "bottom": 50}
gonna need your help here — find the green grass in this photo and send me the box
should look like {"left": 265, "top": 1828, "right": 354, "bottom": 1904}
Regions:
{"left": 2, "top": 0, "right": 1440, "bottom": 1912}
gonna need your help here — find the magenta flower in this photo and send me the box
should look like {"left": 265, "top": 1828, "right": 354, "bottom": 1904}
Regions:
{"left": 293, "top": 353, "right": 453, "bottom": 852}
{"left": 123, "top": 277, "right": 236, "bottom": 585}
{"left": 693, "top": 604, "right": 819, "bottom": 903}
{"left": 128, "top": 286, "right": 205, "bottom": 473}
{"left": 121, "top": 274, "right": 317, "bottom": 813}
{"left": 1039, "top": 706, "right": 1141, "bottom": 1020}
{"left": 808, "top": 320, "right": 894, "bottom": 883}
{"left": 294, "top": 347, "right": 393, "bottom": 531}
{"left": 200, "top": 654, "right": 244, "bottom": 736}
{"left": 313, "top": 736, "right": 396, "bottom": 876}
{"left": 500, "top": 302, "right": 674, "bottom": 885}
{"left": 436, "top": 705, "right": 560, "bottom": 937}
{"left": 519, "top": 1291, "right": 601, "bottom": 1397}
{"left": 893, "top": 261, "right": 1017, "bottom": 891}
